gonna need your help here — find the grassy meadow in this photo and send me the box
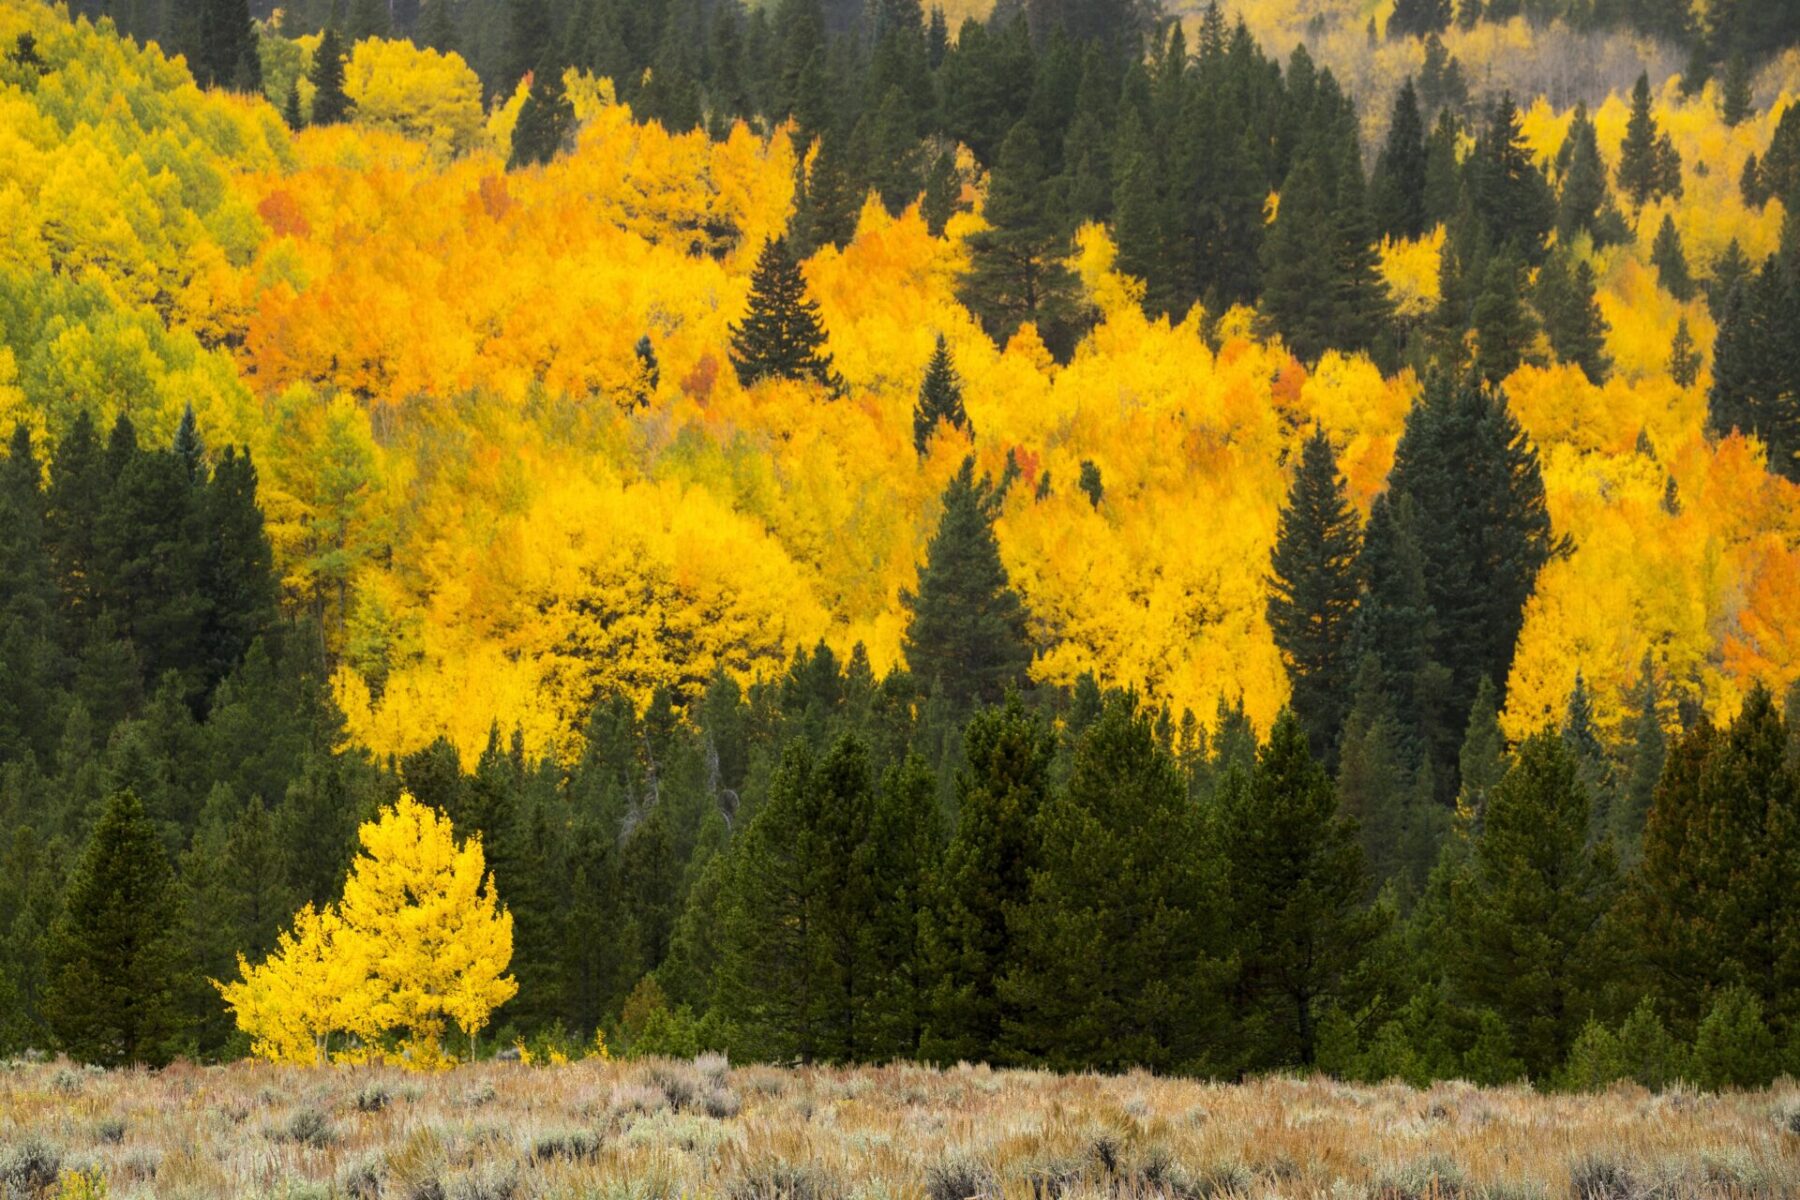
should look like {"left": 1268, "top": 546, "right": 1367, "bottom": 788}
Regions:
{"left": 0, "top": 1058, "right": 1796, "bottom": 1200}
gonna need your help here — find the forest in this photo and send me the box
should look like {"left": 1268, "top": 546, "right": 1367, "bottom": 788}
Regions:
{"left": 2, "top": 0, "right": 1800, "bottom": 1095}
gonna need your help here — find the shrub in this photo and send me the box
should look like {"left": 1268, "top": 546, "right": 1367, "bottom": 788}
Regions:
{"left": 529, "top": 1129, "right": 601, "bottom": 1163}
{"left": 91, "top": 1120, "right": 125, "bottom": 1146}
{"left": 724, "top": 1162, "right": 841, "bottom": 1200}
{"left": 1567, "top": 1155, "right": 1635, "bottom": 1200}
{"left": 699, "top": 1086, "right": 741, "bottom": 1119}
{"left": 354, "top": 1084, "right": 391, "bottom": 1112}
{"left": 1377, "top": 1153, "right": 1467, "bottom": 1200}
{"left": 0, "top": 1139, "right": 62, "bottom": 1199}
{"left": 925, "top": 1156, "right": 997, "bottom": 1200}
{"left": 280, "top": 1108, "right": 337, "bottom": 1148}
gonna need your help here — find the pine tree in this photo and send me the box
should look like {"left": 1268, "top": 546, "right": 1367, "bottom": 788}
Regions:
{"left": 1001, "top": 693, "right": 1219, "bottom": 1070}
{"left": 1472, "top": 253, "right": 1537, "bottom": 384}
{"left": 1446, "top": 732, "right": 1619, "bottom": 1079}
{"left": 47, "top": 790, "right": 185, "bottom": 1066}
{"left": 283, "top": 79, "right": 305, "bottom": 128}
{"left": 913, "top": 335, "right": 971, "bottom": 454}
{"left": 1534, "top": 250, "right": 1611, "bottom": 383}
{"left": 1650, "top": 213, "right": 1694, "bottom": 300}
{"left": 1554, "top": 104, "right": 1626, "bottom": 247}
{"left": 1720, "top": 55, "right": 1753, "bottom": 126}
{"left": 197, "top": 0, "right": 262, "bottom": 91}
{"left": 728, "top": 237, "right": 838, "bottom": 390}
{"left": 505, "top": 0, "right": 554, "bottom": 93}
{"left": 308, "top": 26, "right": 352, "bottom": 125}
{"left": 346, "top": 0, "right": 392, "bottom": 40}
{"left": 958, "top": 120, "right": 1083, "bottom": 361}
{"left": 1708, "top": 254, "right": 1800, "bottom": 480}
{"left": 1388, "top": 0, "right": 1452, "bottom": 38}
{"left": 1219, "top": 711, "right": 1383, "bottom": 1068}
{"left": 198, "top": 447, "right": 277, "bottom": 696}
{"left": 508, "top": 58, "right": 575, "bottom": 169}
{"left": 921, "top": 695, "right": 1052, "bottom": 1063}
{"left": 920, "top": 149, "right": 962, "bottom": 236}
{"left": 1374, "top": 372, "right": 1558, "bottom": 789}
{"left": 1371, "top": 79, "right": 1429, "bottom": 240}
{"left": 1267, "top": 431, "right": 1361, "bottom": 763}
{"left": 1669, "top": 316, "right": 1702, "bottom": 387}
{"left": 419, "top": 0, "right": 456, "bottom": 51}
{"left": 1612, "top": 653, "right": 1664, "bottom": 857}
{"left": 1467, "top": 93, "right": 1555, "bottom": 263}
{"left": 1633, "top": 688, "right": 1800, "bottom": 1040}
{"left": 900, "top": 458, "right": 1031, "bottom": 714}
{"left": 1617, "top": 72, "right": 1676, "bottom": 208}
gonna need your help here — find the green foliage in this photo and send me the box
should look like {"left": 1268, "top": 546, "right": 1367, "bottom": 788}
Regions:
{"left": 912, "top": 336, "right": 970, "bottom": 455}
{"left": 1267, "top": 431, "right": 1362, "bottom": 762}
{"left": 47, "top": 791, "right": 185, "bottom": 1066}
{"left": 728, "top": 238, "right": 839, "bottom": 391}
{"left": 1692, "top": 986, "right": 1779, "bottom": 1089}
{"left": 901, "top": 458, "right": 1031, "bottom": 715}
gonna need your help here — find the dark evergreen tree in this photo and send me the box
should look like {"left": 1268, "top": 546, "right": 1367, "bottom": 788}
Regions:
{"left": 1720, "top": 54, "right": 1753, "bottom": 127}
{"left": 922, "top": 695, "right": 1053, "bottom": 1063}
{"left": 1387, "top": 0, "right": 1452, "bottom": 38}
{"left": 347, "top": 0, "right": 392, "bottom": 40}
{"left": 196, "top": 0, "right": 262, "bottom": 91}
{"left": 1650, "top": 213, "right": 1694, "bottom": 300}
{"left": 1267, "top": 430, "right": 1361, "bottom": 763}
{"left": 900, "top": 457, "right": 1031, "bottom": 714}
{"left": 1001, "top": 693, "right": 1219, "bottom": 1070}
{"left": 1708, "top": 253, "right": 1800, "bottom": 480}
{"left": 1472, "top": 253, "right": 1537, "bottom": 384}
{"left": 308, "top": 26, "right": 352, "bottom": 125}
{"left": 1534, "top": 250, "right": 1611, "bottom": 383}
{"left": 1554, "top": 104, "right": 1627, "bottom": 247}
{"left": 913, "top": 335, "right": 970, "bottom": 454}
{"left": 46, "top": 790, "right": 185, "bottom": 1066}
{"left": 957, "top": 120, "right": 1083, "bottom": 361}
{"left": 1617, "top": 72, "right": 1679, "bottom": 208}
{"left": 1218, "top": 711, "right": 1384, "bottom": 1068}
{"left": 1467, "top": 93, "right": 1555, "bottom": 264}
{"left": 1445, "top": 732, "right": 1619, "bottom": 1079}
{"left": 1370, "top": 79, "right": 1429, "bottom": 240}
{"left": 508, "top": 56, "right": 575, "bottom": 168}
{"left": 1632, "top": 688, "right": 1800, "bottom": 1041}
{"left": 1669, "top": 316, "right": 1702, "bottom": 387}
{"left": 728, "top": 237, "right": 838, "bottom": 390}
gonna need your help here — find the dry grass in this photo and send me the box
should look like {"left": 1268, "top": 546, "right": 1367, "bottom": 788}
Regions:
{"left": 0, "top": 1058, "right": 1795, "bottom": 1200}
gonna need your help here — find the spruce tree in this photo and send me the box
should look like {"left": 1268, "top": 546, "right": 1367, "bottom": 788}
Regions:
{"left": 1467, "top": 93, "right": 1555, "bottom": 263}
{"left": 1612, "top": 653, "right": 1664, "bottom": 857}
{"left": 1534, "top": 250, "right": 1611, "bottom": 383}
{"left": 308, "top": 26, "right": 352, "bottom": 125}
{"left": 1472, "top": 253, "right": 1537, "bottom": 384}
{"left": 1267, "top": 430, "right": 1361, "bottom": 763}
{"left": 1387, "top": 0, "right": 1451, "bottom": 38}
{"left": 1650, "top": 213, "right": 1694, "bottom": 300}
{"left": 1633, "top": 688, "right": 1800, "bottom": 1040}
{"left": 1669, "top": 316, "right": 1701, "bottom": 387}
{"left": 1371, "top": 79, "right": 1429, "bottom": 240}
{"left": 1001, "top": 693, "right": 1219, "bottom": 1070}
{"left": 197, "top": 0, "right": 262, "bottom": 92}
{"left": 1708, "top": 254, "right": 1800, "bottom": 480}
{"left": 957, "top": 120, "right": 1083, "bottom": 361}
{"left": 1617, "top": 72, "right": 1678, "bottom": 208}
{"left": 913, "top": 335, "right": 970, "bottom": 454}
{"left": 1554, "top": 104, "right": 1626, "bottom": 247}
{"left": 1720, "top": 55, "right": 1753, "bottom": 127}
{"left": 347, "top": 0, "right": 392, "bottom": 40}
{"left": 1446, "top": 732, "right": 1619, "bottom": 1079}
{"left": 508, "top": 58, "right": 575, "bottom": 168}
{"left": 46, "top": 790, "right": 185, "bottom": 1066}
{"left": 728, "top": 237, "right": 839, "bottom": 390}
{"left": 900, "top": 457, "right": 1031, "bottom": 714}
{"left": 921, "top": 695, "right": 1053, "bottom": 1063}
{"left": 1218, "top": 711, "right": 1384, "bottom": 1068}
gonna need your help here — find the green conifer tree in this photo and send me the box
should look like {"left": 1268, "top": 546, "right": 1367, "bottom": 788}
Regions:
{"left": 1446, "top": 732, "right": 1620, "bottom": 1079}
{"left": 900, "top": 458, "right": 1031, "bottom": 713}
{"left": 1267, "top": 430, "right": 1362, "bottom": 762}
{"left": 1650, "top": 213, "right": 1694, "bottom": 300}
{"left": 913, "top": 336, "right": 970, "bottom": 454}
{"left": 46, "top": 790, "right": 185, "bottom": 1066}
{"left": 921, "top": 696, "right": 1054, "bottom": 1064}
{"left": 728, "top": 237, "right": 839, "bottom": 390}
{"left": 1371, "top": 79, "right": 1429, "bottom": 240}
{"left": 307, "top": 26, "right": 352, "bottom": 125}
{"left": 1218, "top": 711, "right": 1385, "bottom": 1068}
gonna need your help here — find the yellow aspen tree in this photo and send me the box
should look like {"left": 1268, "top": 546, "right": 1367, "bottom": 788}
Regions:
{"left": 335, "top": 793, "right": 518, "bottom": 1064}
{"left": 214, "top": 904, "right": 373, "bottom": 1065}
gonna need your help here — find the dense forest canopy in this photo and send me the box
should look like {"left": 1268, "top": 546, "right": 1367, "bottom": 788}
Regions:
{"left": 2, "top": 0, "right": 1800, "bottom": 1083}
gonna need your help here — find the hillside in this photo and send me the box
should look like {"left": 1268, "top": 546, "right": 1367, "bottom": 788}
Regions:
{"left": 5, "top": 0, "right": 1800, "bottom": 1088}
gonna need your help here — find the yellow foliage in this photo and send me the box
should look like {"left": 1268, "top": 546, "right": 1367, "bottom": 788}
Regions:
{"left": 1379, "top": 225, "right": 1444, "bottom": 321}
{"left": 218, "top": 794, "right": 516, "bottom": 1066}
{"left": 342, "top": 38, "right": 485, "bottom": 159}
